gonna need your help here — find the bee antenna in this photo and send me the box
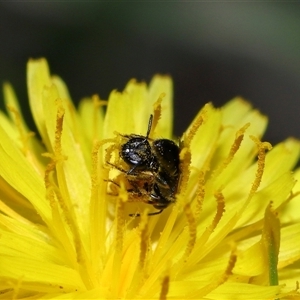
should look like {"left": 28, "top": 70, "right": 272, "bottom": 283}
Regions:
{"left": 146, "top": 114, "right": 153, "bottom": 138}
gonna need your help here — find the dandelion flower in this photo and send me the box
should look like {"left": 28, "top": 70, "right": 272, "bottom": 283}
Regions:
{"left": 0, "top": 58, "right": 300, "bottom": 299}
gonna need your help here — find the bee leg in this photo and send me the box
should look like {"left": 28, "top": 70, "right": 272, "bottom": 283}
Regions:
{"left": 106, "top": 161, "right": 128, "bottom": 173}
{"left": 147, "top": 209, "right": 163, "bottom": 216}
{"left": 129, "top": 209, "right": 163, "bottom": 217}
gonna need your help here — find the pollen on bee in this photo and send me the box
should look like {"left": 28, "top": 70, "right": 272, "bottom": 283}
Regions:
{"left": 105, "top": 114, "right": 181, "bottom": 217}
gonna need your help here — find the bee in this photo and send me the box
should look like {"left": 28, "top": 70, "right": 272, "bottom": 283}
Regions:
{"left": 118, "top": 115, "right": 181, "bottom": 216}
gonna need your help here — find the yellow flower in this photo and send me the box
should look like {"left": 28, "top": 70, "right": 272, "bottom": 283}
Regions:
{"left": 0, "top": 58, "right": 300, "bottom": 299}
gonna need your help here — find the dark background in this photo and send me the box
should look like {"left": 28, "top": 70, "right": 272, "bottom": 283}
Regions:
{"left": 1, "top": 2, "right": 300, "bottom": 144}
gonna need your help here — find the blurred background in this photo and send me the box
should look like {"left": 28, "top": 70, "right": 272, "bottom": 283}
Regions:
{"left": 0, "top": 2, "right": 300, "bottom": 144}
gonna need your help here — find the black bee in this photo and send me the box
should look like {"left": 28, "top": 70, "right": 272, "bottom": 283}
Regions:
{"left": 119, "top": 115, "right": 181, "bottom": 216}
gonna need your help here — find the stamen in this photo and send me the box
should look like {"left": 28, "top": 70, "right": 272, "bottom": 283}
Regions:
{"left": 183, "top": 108, "right": 204, "bottom": 148}
{"left": 179, "top": 107, "right": 205, "bottom": 212}
{"left": 139, "top": 211, "right": 150, "bottom": 272}
{"left": 169, "top": 201, "right": 198, "bottom": 276}
{"left": 159, "top": 273, "right": 170, "bottom": 300}
{"left": 248, "top": 136, "right": 272, "bottom": 200}
{"left": 290, "top": 281, "right": 300, "bottom": 295}
{"left": 187, "top": 191, "right": 226, "bottom": 267}
{"left": 213, "top": 123, "right": 250, "bottom": 179}
{"left": 178, "top": 146, "right": 191, "bottom": 195}
{"left": 124, "top": 211, "right": 150, "bottom": 299}
{"left": 275, "top": 281, "right": 299, "bottom": 300}
{"left": 100, "top": 138, "right": 121, "bottom": 168}
{"left": 182, "top": 203, "right": 197, "bottom": 261}
{"left": 54, "top": 104, "right": 65, "bottom": 154}
{"left": 187, "top": 250, "right": 237, "bottom": 298}
{"left": 199, "top": 191, "right": 225, "bottom": 243}
{"left": 43, "top": 103, "right": 92, "bottom": 289}
{"left": 275, "top": 189, "right": 300, "bottom": 213}
{"left": 111, "top": 182, "right": 126, "bottom": 297}
{"left": 90, "top": 141, "right": 108, "bottom": 272}
{"left": 211, "top": 191, "right": 226, "bottom": 231}
{"left": 194, "top": 171, "right": 205, "bottom": 219}
{"left": 152, "top": 208, "right": 178, "bottom": 266}
{"left": 44, "top": 160, "right": 77, "bottom": 266}
{"left": 152, "top": 92, "right": 165, "bottom": 135}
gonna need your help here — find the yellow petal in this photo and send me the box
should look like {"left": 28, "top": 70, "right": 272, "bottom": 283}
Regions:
{"left": 27, "top": 58, "right": 52, "bottom": 140}
{"left": 0, "top": 122, "right": 49, "bottom": 222}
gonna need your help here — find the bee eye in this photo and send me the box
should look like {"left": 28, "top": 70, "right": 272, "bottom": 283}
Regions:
{"left": 121, "top": 138, "right": 152, "bottom": 167}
